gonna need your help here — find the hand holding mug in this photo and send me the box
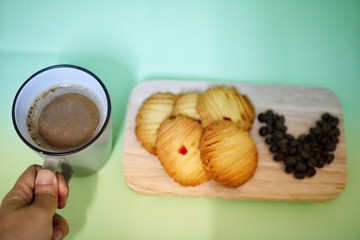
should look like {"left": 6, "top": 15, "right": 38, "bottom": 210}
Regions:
{"left": 0, "top": 165, "right": 69, "bottom": 240}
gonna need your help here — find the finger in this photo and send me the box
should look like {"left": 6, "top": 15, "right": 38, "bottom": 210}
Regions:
{"left": 1, "top": 165, "right": 41, "bottom": 210}
{"left": 52, "top": 213, "right": 69, "bottom": 240}
{"left": 32, "top": 169, "right": 58, "bottom": 217}
{"left": 56, "top": 172, "right": 69, "bottom": 209}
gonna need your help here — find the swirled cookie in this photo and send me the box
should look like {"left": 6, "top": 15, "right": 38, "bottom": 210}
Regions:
{"left": 135, "top": 93, "right": 176, "bottom": 155}
{"left": 156, "top": 116, "right": 209, "bottom": 186}
{"left": 196, "top": 86, "right": 255, "bottom": 130}
{"left": 173, "top": 92, "right": 201, "bottom": 121}
{"left": 200, "top": 120, "right": 258, "bottom": 187}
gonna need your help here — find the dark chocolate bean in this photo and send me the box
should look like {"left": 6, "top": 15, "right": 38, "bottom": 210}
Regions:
{"left": 258, "top": 113, "right": 266, "bottom": 122}
{"left": 274, "top": 153, "right": 285, "bottom": 161}
{"left": 274, "top": 130, "right": 284, "bottom": 139}
{"left": 319, "top": 136, "right": 328, "bottom": 145}
{"left": 277, "top": 139, "right": 288, "bottom": 149}
{"left": 284, "top": 156, "right": 296, "bottom": 166}
{"left": 269, "top": 144, "right": 279, "bottom": 153}
{"left": 306, "top": 168, "right": 316, "bottom": 177}
{"left": 297, "top": 134, "right": 306, "bottom": 142}
{"left": 265, "top": 118, "right": 274, "bottom": 125}
{"left": 275, "top": 120, "right": 284, "bottom": 130}
{"left": 329, "top": 117, "right": 339, "bottom": 127}
{"left": 326, "top": 142, "right": 336, "bottom": 151}
{"left": 265, "top": 110, "right": 274, "bottom": 116}
{"left": 279, "top": 115, "right": 285, "bottom": 123}
{"left": 303, "top": 143, "right": 311, "bottom": 152}
{"left": 279, "top": 125, "right": 287, "bottom": 132}
{"left": 331, "top": 136, "right": 339, "bottom": 144}
{"left": 299, "top": 150, "right": 310, "bottom": 160}
{"left": 305, "top": 135, "right": 316, "bottom": 144}
{"left": 295, "top": 162, "right": 307, "bottom": 172}
{"left": 310, "top": 126, "right": 322, "bottom": 136}
{"left": 259, "top": 126, "right": 268, "bottom": 136}
{"left": 295, "top": 171, "right": 306, "bottom": 179}
{"left": 267, "top": 124, "right": 274, "bottom": 134}
{"left": 295, "top": 155, "right": 302, "bottom": 162}
{"left": 288, "top": 139, "right": 299, "bottom": 147}
{"left": 322, "top": 113, "right": 331, "bottom": 121}
{"left": 285, "top": 134, "right": 295, "bottom": 140}
{"left": 289, "top": 147, "right": 297, "bottom": 155}
{"left": 307, "top": 158, "right": 317, "bottom": 168}
{"left": 322, "top": 123, "right": 331, "bottom": 133}
{"left": 316, "top": 159, "right": 325, "bottom": 168}
{"left": 325, "top": 154, "right": 335, "bottom": 164}
{"left": 265, "top": 137, "right": 273, "bottom": 145}
{"left": 314, "top": 153, "right": 321, "bottom": 161}
{"left": 285, "top": 166, "right": 294, "bottom": 173}
{"left": 335, "top": 128, "right": 340, "bottom": 136}
{"left": 322, "top": 150, "right": 330, "bottom": 157}
{"left": 328, "top": 129, "right": 337, "bottom": 138}
{"left": 316, "top": 120, "right": 324, "bottom": 127}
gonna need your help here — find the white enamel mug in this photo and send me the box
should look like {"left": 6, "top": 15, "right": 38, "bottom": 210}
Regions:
{"left": 12, "top": 65, "right": 112, "bottom": 177}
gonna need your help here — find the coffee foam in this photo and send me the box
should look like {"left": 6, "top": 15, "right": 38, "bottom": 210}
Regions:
{"left": 27, "top": 85, "right": 105, "bottom": 152}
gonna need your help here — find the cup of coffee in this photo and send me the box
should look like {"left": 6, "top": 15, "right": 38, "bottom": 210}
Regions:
{"left": 12, "top": 64, "right": 112, "bottom": 177}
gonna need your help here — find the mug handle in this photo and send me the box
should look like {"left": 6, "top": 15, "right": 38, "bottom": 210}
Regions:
{"left": 42, "top": 156, "right": 63, "bottom": 173}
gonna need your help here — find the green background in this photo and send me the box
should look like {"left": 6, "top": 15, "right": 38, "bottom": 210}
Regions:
{"left": 1, "top": 1, "right": 360, "bottom": 239}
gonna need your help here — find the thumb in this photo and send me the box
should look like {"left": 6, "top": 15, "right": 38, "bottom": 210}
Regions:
{"left": 33, "top": 169, "right": 58, "bottom": 215}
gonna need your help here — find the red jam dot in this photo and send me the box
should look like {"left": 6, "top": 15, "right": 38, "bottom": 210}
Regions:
{"left": 223, "top": 116, "right": 231, "bottom": 121}
{"left": 179, "top": 145, "right": 188, "bottom": 155}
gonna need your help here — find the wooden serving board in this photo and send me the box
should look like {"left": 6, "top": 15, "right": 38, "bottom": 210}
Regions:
{"left": 122, "top": 80, "right": 346, "bottom": 201}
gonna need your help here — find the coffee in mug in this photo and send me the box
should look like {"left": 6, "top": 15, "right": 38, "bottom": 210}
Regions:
{"left": 27, "top": 86, "right": 102, "bottom": 152}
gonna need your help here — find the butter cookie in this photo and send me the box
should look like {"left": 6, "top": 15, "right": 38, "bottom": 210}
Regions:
{"left": 200, "top": 120, "right": 258, "bottom": 187}
{"left": 135, "top": 93, "right": 176, "bottom": 155}
{"left": 156, "top": 116, "right": 209, "bottom": 186}
{"left": 173, "top": 92, "right": 201, "bottom": 121}
{"left": 196, "top": 86, "right": 255, "bottom": 130}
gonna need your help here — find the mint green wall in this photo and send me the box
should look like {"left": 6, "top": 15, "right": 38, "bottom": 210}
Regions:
{"left": 1, "top": 1, "right": 359, "bottom": 239}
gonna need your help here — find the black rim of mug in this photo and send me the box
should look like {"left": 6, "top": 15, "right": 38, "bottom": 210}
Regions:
{"left": 11, "top": 64, "right": 112, "bottom": 156}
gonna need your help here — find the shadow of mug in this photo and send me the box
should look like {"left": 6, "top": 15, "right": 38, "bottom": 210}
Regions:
{"left": 59, "top": 172, "right": 99, "bottom": 237}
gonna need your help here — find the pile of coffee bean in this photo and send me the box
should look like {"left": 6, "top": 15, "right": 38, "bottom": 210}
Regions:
{"left": 258, "top": 110, "right": 340, "bottom": 179}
